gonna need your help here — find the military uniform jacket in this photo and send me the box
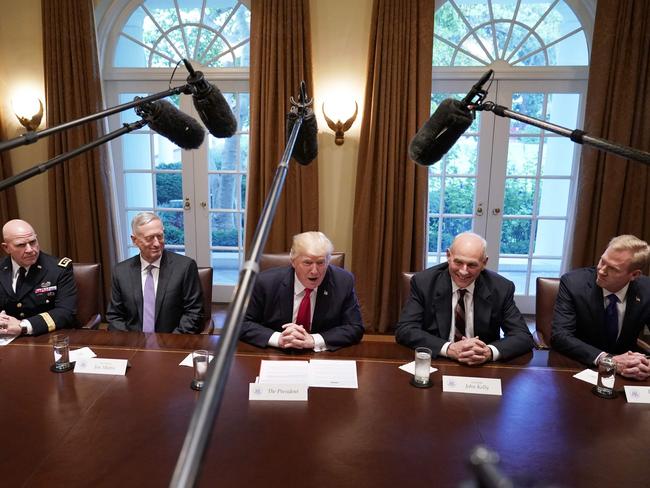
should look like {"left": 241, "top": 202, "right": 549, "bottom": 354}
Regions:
{"left": 0, "top": 253, "right": 77, "bottom": 336}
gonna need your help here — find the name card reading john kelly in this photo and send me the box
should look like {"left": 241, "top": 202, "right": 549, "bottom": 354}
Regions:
{"left": 74, "top": 358, "right": 128, "bottom": 376}
{"left": 249, "top": 383, "right": 308, "bottom": 401}
{"left": 442, "top": 375, "right": 502, "bottom": 396}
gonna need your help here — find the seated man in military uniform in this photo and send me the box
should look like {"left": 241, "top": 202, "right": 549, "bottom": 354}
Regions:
{"left": 0, "top": 219, "right": 77, "bottom": 336}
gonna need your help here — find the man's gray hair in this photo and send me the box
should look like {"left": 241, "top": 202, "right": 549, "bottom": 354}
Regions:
{"left": 450, "top": 232, "right": 488, "bottom": 260}
{"left": 131, "top": 211, "right": 162, "bottom": 235}
{"left": 290, "top": 231, "right": 333, "bottom": 260}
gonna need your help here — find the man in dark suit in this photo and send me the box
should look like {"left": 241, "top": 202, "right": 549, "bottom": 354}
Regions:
{"left": 396, "top": 232, "right": 534, "bottom": 364}
{"left": 551, "top": 234, "right": 650, "bottom": 380}
{"left": 107, "top": 212, "right": 203, "bottom": 334}
{"left": 0, "top": 219, "right": 77, "bottom": 336}
{"left": 241, "top": 231, "right": 363, "bottom": 351}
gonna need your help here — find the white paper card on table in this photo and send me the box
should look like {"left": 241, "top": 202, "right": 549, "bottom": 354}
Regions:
{"left": 258, "top": 360, "right": 309, "bottom": 385}
{"left": 442, "top": 375, "right": 502, "bottom": 396}
{"left": 0, "top": 335, "right": 17, "bottom": 346}
{"left": 249, "top": 383, "right": 308, "bottom": 401}
{"left": 69, "top": 347, "right": 97, "bottom": 363}
{"left": 179, "top": 353, "right": 214, "bottom": 367}
{"left": 308, "top": 360, "right": 358, "bottom": 389}
{"left": 573, "top": 369, "right": 598, "bottom": 386}
{"left": 74, "top": 357, "right": 128, "bottom": 376}
{"left": 398, "top": 361, "right": 438, "bottom": 375}
{"left": 624, "top": 386, "right": 650, "bottom": 404}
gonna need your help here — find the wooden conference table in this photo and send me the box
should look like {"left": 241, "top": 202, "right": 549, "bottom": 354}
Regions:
{"left": 1, "top": 330, "right": 648, "bottom": 487}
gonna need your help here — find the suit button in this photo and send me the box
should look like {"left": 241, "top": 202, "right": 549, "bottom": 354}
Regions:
{"left": 17, "top": 303, "right": 22, "bottom": 308}
{"left": 20, "top": 313, "right": 25, "bottom": 318}
{"left": 46, "top": 299, "right": 50, "bottom": 304}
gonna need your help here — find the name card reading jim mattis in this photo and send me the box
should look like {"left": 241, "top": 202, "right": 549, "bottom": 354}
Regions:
{"left": 442, "top": 375, "right": 502, "bottom": 396}
{"left": 74, "top": 358, "right": 128, "bottom": 376}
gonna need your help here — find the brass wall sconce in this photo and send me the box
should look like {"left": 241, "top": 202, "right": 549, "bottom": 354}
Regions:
{"left": 12, "top": 96, "right": 44, "bottom": 132}
{"left": 322, "top": 101, "right": 358, "bottom": 145}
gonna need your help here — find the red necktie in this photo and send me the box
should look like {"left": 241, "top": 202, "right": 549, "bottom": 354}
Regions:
{"left": 295, "top": 288, "right": 312, "bottom": 331}
{"left": 454, "top": 289, "right": 467, "bottom": 341}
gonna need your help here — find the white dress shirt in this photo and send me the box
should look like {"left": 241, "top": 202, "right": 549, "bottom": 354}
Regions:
{"left": 268, "top": 273, "right": 327, "bottom": 351}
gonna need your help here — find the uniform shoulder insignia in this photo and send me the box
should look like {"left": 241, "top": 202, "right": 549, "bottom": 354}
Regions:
{"left": 58, "top": 257, "right": 72, "bottom": 268}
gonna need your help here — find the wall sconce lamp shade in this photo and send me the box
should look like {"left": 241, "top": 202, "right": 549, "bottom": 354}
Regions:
{"left": 322, "top": 101, "right": 358, "bottom": 145}
{"left": 13, "top": 96, "right": 44, "bottom": 132}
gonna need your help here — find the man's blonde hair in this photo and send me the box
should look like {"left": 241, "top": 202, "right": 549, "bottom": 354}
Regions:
{"left": 607, "top": 234, "right": 650, "bottom": 270}
{"left": 290, "top": 231, "right": 333, "bottom": 260}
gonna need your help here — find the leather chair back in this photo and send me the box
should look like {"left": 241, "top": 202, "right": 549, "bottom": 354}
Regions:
{"left": 535, "top": 277, "right": 560, "bottom": 348}
{"left": 197, "top": 267, "right": 213, "bottom": 334}
{"left": 259, "top": 252, "right": 345, "bottom": 272}
{"left": 72, "top": 262, "right": 102, "bottom": 329}
{"left": 400, "top": 272, "right": 415, "bottom": 310}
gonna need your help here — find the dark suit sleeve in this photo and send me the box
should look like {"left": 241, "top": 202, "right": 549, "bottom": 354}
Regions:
{"left": 486, "top": 280, "right": 535, "bottom": 360}
{"left": 106, "top": 270, "right": 130, "bottom": 332}
{"left": 318, "top": 274, "right": 364, "bottom": 351}
{"left": 240, "top": 278, "right": 277, "bottom": 347}
{"left": 395, "top": 274, "right": 448, "bottom": 356}
{"left": 30, "top": 264, "right": 77, "bottom": 336}
{"left": 173, "top": 259, "right": 203, "bottom": 334}
{"left": 551, "top": 275, "right": 601, "bottom": 365}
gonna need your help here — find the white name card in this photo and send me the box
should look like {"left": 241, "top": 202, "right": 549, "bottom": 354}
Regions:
{"left": 624, "top": 386, "right": 650, "bottom": 404}
{"left": 248, "top": 383, "right": 308, "bottom": 401}
{"left": 74, "top": 357, "right": 128, "bottom": 376}
{"left": 442, "top": 375, "right": 502, "bottom": 396}
{"left": 69, "top": 347, "right": 97, "bottom": 363}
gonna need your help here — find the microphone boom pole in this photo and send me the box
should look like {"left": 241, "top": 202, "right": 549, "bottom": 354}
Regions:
{"left": 169, "top": 81, "right": 312, "bottom": 488}
{"left": 476, "top": 101, "right": 650, "bottom": 164}
{"left": 0, "top": 85, "right": 192, "bottom": 154}
{"left": 0, "top": 120, "right": 147, "bottom": 192}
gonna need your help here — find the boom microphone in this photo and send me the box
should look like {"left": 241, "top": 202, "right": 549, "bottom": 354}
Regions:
{"left": 135, "top": 98, "right": 205, "bottom": 150}
{"left": 183, "top": 59, "right": 238, "bottom": 138}
{"left": 408, "top": 69, "right": 493, "bottom": 166}
{"left": 286, "top": 107, "right": 318, "bottom": 166}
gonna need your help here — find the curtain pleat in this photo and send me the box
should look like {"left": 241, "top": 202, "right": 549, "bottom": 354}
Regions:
{"left": 570, "top": 0, "right": 650, "bottom": 270}
{"left": 42, "top": 0, "right": 116, "bottom": 311}
{"left": 351, "top": 0, "right": 433, "bottom": 332}
{"left": 245, "top": 0, "right": 318, "bottom": 253}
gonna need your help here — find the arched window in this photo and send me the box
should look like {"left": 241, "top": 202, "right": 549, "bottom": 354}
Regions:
{"left": 427, "top": 0, "right": 594, "bottom": 313}
{"left": 97, "top": 0, "right": 251, "bottom": 301}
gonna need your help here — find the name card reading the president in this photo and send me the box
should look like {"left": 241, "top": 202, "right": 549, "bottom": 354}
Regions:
{"left": 249, "top": 383, "right": 308, "bottom": 401}
{"left": 442, "top": 375, "right": 502, "bottom": 396}
{"left": 74, "top": 358, "right": 128, "bottom": 376}
{"left": 624, "top": 386, "right": 650, "bottom": 404}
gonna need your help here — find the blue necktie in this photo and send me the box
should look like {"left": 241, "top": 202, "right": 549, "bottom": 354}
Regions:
{"left": 604, "top": 293, "right": 619, "bottom": 348}
{"left": 142, "top": 265, "right": 156, "bottom": 333}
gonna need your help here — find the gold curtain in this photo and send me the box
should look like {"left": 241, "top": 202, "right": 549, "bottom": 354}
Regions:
{"left": 351, "top": 0, "right": 433, "bottom": 332}
{"left": 0, "top": 116, "right": 19, "bottom": 222}
{"left": 570, "top": 0, "right": 650, "bottom": 268}
{"left": 245, "top": 0, "right": 318, "bottom": 253}
{"left": 42, "top": 0, "right": 116, "bottom": 308}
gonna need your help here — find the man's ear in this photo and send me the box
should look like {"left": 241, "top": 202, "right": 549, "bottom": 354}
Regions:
{"left": 1, "top": 242, "right": 8, "bottom": 254}
{"left": 629, "top": 269, "right": 642, "bottom": 281}
{"left": 130, "top": 234, "right": 137, "bottom": 245}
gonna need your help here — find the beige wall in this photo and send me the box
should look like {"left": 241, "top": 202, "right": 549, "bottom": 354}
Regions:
{"left": 311, "top": 0, "right": 372, "bottom": 266}
{"left": 0, "top": 0, "right": 50, "bottom": 250}
{"left": 0, "top": 0, "right": 372, "bottom": 263}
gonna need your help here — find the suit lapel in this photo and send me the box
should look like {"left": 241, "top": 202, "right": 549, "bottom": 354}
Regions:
{"left": 131, "top": 256, "right": 144, "bottom": 324}
{"left": 433, "top": 270, "right": 453, "bottom": 339}
{"left": 312, "top": 267, "right": 333, "bottom": 332}
{"left": 279, "top": 268, "right": 294, "bottom": 324}
{"left": 620, "top": 281, "right": 643, "bottom": 346}
{"left": 155, "top": 252, "right": 170, "bottom": 322}
{"left": 588, "top": 276, "right": 608, "bottom": 344}
{"left": 472, "top": 274, "right": 492, "bottom": 337}
{"left": 0, "top": 256, "right": 14, "bottom": 297}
